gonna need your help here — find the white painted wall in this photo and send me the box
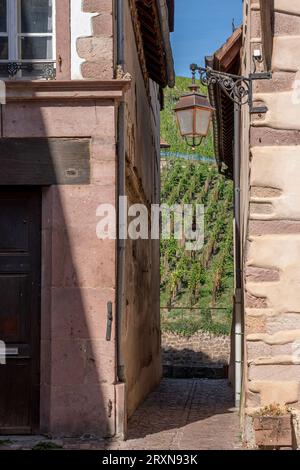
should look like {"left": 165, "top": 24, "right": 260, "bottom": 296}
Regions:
{"left": 70, "top": 0, "right": 97, "bottom": 79}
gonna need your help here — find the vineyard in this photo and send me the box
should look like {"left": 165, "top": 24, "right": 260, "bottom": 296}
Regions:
{"left": 160, "top": 77, "right": 234, "bottom": 336}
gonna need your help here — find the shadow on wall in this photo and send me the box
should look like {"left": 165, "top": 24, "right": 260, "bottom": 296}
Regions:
{"left": 162, "top": 347, "right": 229, "bottom": 379}
{"left": 162, "top": 344, "right": 229, "bottom": 365}
{"left": 0, "top": 97, "right": 115, "bottom": 437}
{"left": 39, "top": 102, "right": 115, "bottom": 438}
{"left": 161, "top": 329, "right": 231, "bottom": 380}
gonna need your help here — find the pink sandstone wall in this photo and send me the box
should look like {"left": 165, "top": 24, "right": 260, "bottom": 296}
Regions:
{"left": 242, "top": 0, "right": 300, "bottom": 447}
{"left": 43, "top": 0, "right": 117, "bottom": 438}
{"left": 1, "top": 0, "right": 163, "bottom": 437}
{"left": 119, "top": 1, "right": 162, "bottom": 419}
{"left": 0, "top": 96, "right": 118, "bottom": 437}
{"left": 43, "top": 0, "right": 117, "bottom": 436}
{"left": 1, "top": 0, "right": 118, "bottom": 437}
{"left": 56, "top": 0, "right": 71, "bottom": 80}
{"left": 55, "top": 0, "right": 114, "bottom": 80}
{"left": 77, "top": 0, "right": 114, "bottom": 80}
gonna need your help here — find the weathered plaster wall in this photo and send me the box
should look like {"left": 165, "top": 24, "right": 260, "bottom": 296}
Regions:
{"left": 71, "top": 0, "right": 114, "bottom": 79}
{"left": 120, "top": 1, "right": 162, "bottom": 419}
{"left": 242, "top": 0, "right": 300, "bottom": 444}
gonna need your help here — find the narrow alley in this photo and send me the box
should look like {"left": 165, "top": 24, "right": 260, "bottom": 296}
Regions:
{"left": 120, "top": 379, "right": 241, "bottom": 451}
{"left": 0, "top": 379, "right": 241, "bottom": 451}
{"left": 2, "top": 0, "right": 300, "bottom": 457}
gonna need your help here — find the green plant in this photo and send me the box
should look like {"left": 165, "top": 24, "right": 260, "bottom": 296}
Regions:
{"left": 32, "top": 441, "right": 63, "bottom": 451}
{"left": 0, "top": 440, "right": 12, "bottom": 447}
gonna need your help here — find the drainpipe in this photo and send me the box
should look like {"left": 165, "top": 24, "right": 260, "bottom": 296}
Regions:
{"left": 116, "top": 0, "right": 126, "bottom": 383}
{"left": 234, "top": 103, "right": 242, "bottom": 408}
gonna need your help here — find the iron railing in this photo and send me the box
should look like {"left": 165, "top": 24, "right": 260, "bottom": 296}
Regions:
{"left": 0, "top": 61, "right": 56, "bottom": 80}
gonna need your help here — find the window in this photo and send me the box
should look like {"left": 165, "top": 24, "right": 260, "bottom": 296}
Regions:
{"left": 0, "top": 0, "right": 55, "bottom": 78}
{"left": 0, "top": 0, "right": 8, "bottom": 60}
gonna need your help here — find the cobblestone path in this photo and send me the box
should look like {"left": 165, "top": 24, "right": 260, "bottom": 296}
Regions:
{"left": 0, "top": 379, "right": 241, "bottom": 451}
{"left": 119, "top": 379, "right": 241, "bottom": 451}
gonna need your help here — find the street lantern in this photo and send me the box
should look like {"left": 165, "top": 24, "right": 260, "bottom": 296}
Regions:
{"left": 174, "top": 83, "right": 215, "bottom": 149}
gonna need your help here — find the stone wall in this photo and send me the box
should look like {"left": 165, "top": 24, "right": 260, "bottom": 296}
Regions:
{"left": 241, "top": 0, "right": 300, "bottom": 445}
{"left": 119, "top": 0, "right": 162, "bottom": 420}
{"left": 162, "top": 331, "right": 230, "bottom": 366}
{"left": 1, "top": 86, "right": 120, "bottom": 437}
{"left": 71, "top": 0, "right": 114, "bottom": 80}
{"left": 56, "top": 0, "right": 164, "bottom": 434}
{"left": 0, "top": 0, "right": 167, "bottom": 439}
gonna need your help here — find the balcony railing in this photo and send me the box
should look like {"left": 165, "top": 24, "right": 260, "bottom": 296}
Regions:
{"left": 0, "top": 61, "right": 56, "bottom": 80}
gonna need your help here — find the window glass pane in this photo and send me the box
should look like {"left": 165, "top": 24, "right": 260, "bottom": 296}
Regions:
{"left": 21, "top": 0, "right": 52, "bottom": 33}
{"left": 21, "top": 36, "right": 52, "bottom": 59}
{"left": 0, "top": 0, "right": 7, "bottom": 32}
{"left": 0, "top": 37, "right": 8, "bottom": 59}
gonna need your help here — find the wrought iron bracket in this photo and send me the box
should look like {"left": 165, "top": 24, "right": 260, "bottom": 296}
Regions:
{"left": 190, "top": 64, "right": 272, "bottom": 113}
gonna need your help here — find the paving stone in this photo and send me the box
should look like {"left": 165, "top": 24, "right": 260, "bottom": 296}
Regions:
{"left": 0, "top": 379, "right": 241, "bottom": 451}
{"left": 118, "top": 379, "right": 241, "bottom": 451}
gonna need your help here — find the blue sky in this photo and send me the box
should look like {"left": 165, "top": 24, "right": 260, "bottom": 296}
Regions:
{"left": 171, "top": 0, "right": 243, "bottom": 77}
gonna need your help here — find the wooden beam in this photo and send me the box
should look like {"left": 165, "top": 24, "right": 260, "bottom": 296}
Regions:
{"left": 260, "top": 0, "right": 274, "bottom": 71}
{"left": 214, "top": 27, "right": 242, "bottom": 72}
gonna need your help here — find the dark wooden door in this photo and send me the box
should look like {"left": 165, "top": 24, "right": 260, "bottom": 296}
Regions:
{"left": 0, "top": 189, "right": 41, "bottom": 434}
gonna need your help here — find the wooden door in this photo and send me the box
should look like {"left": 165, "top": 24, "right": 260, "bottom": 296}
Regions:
{"left": 0, "top": 189, "right": 41, "bottom": 434}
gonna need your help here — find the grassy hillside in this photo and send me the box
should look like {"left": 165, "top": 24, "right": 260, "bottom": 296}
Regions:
{"left": 160, "top": 77, "right": 234, "bottom": 336}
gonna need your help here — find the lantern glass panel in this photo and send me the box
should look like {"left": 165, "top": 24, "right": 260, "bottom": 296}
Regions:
{"left": 195, "top": 108, "right": 212, "bottom": 136}
{"left": 177, "top": 109, "right": 194, "bottom": 136}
